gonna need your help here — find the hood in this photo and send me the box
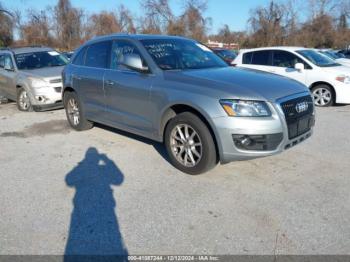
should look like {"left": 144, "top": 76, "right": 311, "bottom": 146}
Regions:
{"left": 164, "top": 67, "right": 308, "bottom": 102}
{"left": 336, "top": 58, "right": 350, "bottom": 67}
{"left": 21, "top": 66, "right": 65, "bottom": 79}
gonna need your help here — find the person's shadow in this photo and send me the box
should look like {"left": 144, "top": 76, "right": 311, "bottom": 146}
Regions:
{"left": 64, "top": 147, "right": 128, "bottom": 261}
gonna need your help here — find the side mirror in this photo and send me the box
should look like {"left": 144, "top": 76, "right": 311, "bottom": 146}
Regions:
{"left": 294, "top": 63, "right": 304, "bottom": 72}
{"left": 122, "top": 54, "right": 149, "bottom": 73}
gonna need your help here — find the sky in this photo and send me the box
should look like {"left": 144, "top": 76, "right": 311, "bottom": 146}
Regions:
{"left": 5, "top": 0, "right": 272, "bottom": 33}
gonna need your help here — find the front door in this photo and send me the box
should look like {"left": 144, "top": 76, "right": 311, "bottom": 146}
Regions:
{"left": 103, "top": 40, "right": 154, "bottom": 136}
{"left": 0, "top": 54, "right": 17, "bottom": 99}
{"left": 270, "top": 50, "right": 308, "bottom": 85}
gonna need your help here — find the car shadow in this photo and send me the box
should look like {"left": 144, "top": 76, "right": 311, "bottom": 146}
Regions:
{"left": 64, "top": 147, "right": 128, "bottom": 261}
{"left": 94, "top": 123, "right": 170, "bottom": 164}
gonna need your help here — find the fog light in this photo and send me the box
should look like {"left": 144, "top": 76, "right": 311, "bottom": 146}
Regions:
{"left": 240, "top": 136, "right": 252, "bottom": 147}
{"left": 232, "top": 133, "right": 283, "bottom": 151}
{"left": 35, "top": 96, "right": 48, "bottom": 102}
{"left": 232, "top": 135, "right": 254, "bottom": 149}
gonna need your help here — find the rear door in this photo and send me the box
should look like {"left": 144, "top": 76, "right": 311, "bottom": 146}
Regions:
{"left": 103, "top": 40, "right": 154, "bottom": 135}
{"left": 75, "top": 41, "right": 111, "bottom": 120}
{"left": 240, "top": 50, "right": 274, "bottom": 73}
{"left": 0, "top": 54, "right": 16, "bottom": 99}
{"left": 0, "top": 54, "right": 6, "bottom": 96}
{"left": 271, "top": 50, "right": 309, "bottom": 85}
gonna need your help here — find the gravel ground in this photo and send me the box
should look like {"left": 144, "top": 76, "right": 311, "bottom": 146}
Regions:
{"left": 0, "top": 102, "right": 349, "bottom": 255}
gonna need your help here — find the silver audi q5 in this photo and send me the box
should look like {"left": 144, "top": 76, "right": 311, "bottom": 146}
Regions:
{"left": 62, "top": 34, "right": 315, "bottom": 175}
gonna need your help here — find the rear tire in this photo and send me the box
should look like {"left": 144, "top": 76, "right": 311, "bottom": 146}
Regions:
{"left": 64, "top": 91, "right": 93, "bottom": 131}
{"left": 164, "top": 112, "right": 217, "bottom": 175}
{"left": 16, "top": 87, "right": 33, "bottom": 112}
{"left": 311, "top": 84, "right": 334, "bottom": 107}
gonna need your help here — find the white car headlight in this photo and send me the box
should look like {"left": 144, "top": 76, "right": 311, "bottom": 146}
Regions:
{"left": 220, "top": 99, "right": 271, "bottom": 117}
{"left": 28, "top": 77, "right": 49, "bottom": 88}
{"left": 336, "top": 75, "right": 350, "bottom": 84}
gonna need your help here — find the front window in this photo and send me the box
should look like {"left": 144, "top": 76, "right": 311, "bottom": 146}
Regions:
{"left": 141, "top": 39, "right": 227, "bottom": 70}
{"left": 111, "top": 41, "right": 146, "bottom": 70}
{"left": 296, "top": 49, "right": 340, "bottom": 67}
{"left": 15, "top": 51, "right": 68, "bottom": 70}
{"left": 273, "top": 50, "right": 310, "bottom": 69}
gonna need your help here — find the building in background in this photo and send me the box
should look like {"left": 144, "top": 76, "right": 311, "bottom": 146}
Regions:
{"left": 207, "top": 40, "right": 239, "bottom": 50}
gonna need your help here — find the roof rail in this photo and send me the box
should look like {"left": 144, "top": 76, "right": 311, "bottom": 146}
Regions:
{"left": 11, "top": 45, "right": 48, "bottom": 49}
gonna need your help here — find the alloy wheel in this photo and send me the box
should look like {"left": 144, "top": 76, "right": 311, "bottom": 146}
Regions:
{"left": 19, "top": 90, "right": 30, "bottom": 110}
{"left": 170, "top": 124, "right": 203, "bottom": 167}
{"left": 313, "top": 87, "right": 332, "bottom": 106}
{"left": 67, "top": 98, "right": 80, "bottom": 126}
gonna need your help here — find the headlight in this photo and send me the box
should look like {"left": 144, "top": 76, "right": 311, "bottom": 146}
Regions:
{"left": 28, "top": 77, "right": 48, "bottom": 88}
{"left": 336, "top": 75, "right": 350, "bottom": 84}
{"left": 220, "top": 99, "right": 271, "bottom": 117}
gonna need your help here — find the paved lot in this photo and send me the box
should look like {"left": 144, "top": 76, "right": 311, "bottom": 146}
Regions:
{"left": 0, "top": 102, "right": 349, "bottom": 255}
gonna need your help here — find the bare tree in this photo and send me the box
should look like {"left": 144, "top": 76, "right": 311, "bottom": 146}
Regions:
{"left": 0, "top": 2, "right": 14, "bottom": 46}
{"left": 248, "top": 1, "right": 286, "bottom": 47}
{"left": 86, "top": 12, "right": 121, "bottom": 38}
{"left": 19, "top": 9, "right": 53, "bottom": 46}
{"left": 179, "top": 0, "right": 211, "bottom": 41}
{"left": 54, "top": 0, "right": 83, "bottom": 50}
{"left": 306, "top": 0, "right": 339, "bottom": 18}
{"left": 117, "top": 5, "right": 136, "bottom": 33}
{"left": 140, "top": 0, "right": 173, "bottom": 34}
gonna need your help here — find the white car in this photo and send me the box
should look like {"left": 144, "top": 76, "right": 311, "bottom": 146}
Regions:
{"left": 234, "top": 47, "right": 350, "bottom": 106}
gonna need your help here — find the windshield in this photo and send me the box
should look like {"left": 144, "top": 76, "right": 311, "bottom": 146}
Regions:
{"left": 15, "top": 51, "right": 68, "bottom": 70}
{"left": 297, "top": 50, "right": 340, "bottom": 67}
{"left": 141, "top": 39, "right": 228, "bottom": 70}
{"left": 337, "top": 52, "right": 346, "bottom": 58}
{"left": 320, "top": 51, "right": 338, "bottom": 60}
{"left": 216, "top": 49, "right": 237, "bottom": 60}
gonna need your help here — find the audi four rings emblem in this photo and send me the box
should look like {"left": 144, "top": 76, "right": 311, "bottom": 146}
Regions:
{"left": 295, "top": 102, "right": 309, "bottom": 113}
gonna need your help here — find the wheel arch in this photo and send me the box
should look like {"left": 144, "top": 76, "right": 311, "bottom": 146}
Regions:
{"left": 63, "top": 86, "right": 75, "bottom": 94}
{"left": 160, "top": 103, "right": 221, "bottom": 161}
{"left": 309, "top": 81, "right": 336, "bottom": 101}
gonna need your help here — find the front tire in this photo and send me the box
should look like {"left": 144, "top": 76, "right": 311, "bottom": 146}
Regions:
{"left": 164, "top": 112, "right": 217, "bottom": 175}
{"left": 64, "top": 91, "right": 93, "bottom": 131}
{"left": 311, "top": 84, "right": 334, "bottom": 107}
{"left": 17, "top": 87, "right": 33, "bottom": 111}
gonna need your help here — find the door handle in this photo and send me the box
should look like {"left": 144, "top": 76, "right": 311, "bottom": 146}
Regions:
{"left": 105, "top": 80, "right": 116, "bottom": 86}
{"left": 74, "top": 75, "right": 82, "bottom": 80}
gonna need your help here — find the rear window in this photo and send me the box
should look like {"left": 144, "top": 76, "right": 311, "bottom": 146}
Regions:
{"left": 251, "top": 51, "right": 271, "bottom": 66}
{"left": 72, "top": 47, "right": 86, "bottom": 66}
{"left": 242, "top": 52, "right": 253, "bottom": 64}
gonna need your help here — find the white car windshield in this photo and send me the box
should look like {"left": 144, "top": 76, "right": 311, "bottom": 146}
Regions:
{"left": 297, "top": 50, "right": 340, "bottom": 67}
